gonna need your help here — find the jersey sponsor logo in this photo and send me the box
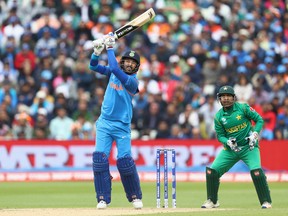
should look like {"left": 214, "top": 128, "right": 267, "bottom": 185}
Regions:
{"left": 110, "top": 82, "right": 123, "bottom": 90}
{"left": 225, "top": 122, "right": 247, "bottom": 133}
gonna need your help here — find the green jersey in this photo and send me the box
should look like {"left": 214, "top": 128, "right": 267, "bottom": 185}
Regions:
{"left": 214, "top": 102, "right": 264, "bottom": 148}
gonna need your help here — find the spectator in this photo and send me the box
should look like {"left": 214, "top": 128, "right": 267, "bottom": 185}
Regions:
{"left": 49, "top": 105, "right": 74, "bottom": 140}
{"left": 0, "top": 111, "right": 13, "bottom": 139}
{"left": 3, "top": 16, "right": 25, "bottom": 46}
{"left": 73, "top": 60, "right": 94, "bottom": 92}
{"left": 261, "top": 102, "right": 276, "bottom": 140}
{"left": 53, "top": 92, "right": 74, "bottom": 117}
{"left": 71, "top": 97, "right": 93, "bottom": 122}
{"left": 142, "top": 102, "right": 163, "bottom": 137}
{"left": 274, "top": 105, "right": 288, "bottom": 139}
{"left": 12, "top": 112, "right": 33, "bottom": 139}
{"left": 29, "top": 90, "right": 54, "bottom": 118}
{"left": 178, "top": 104, "right": 199, "bottom": 137}
{"left": 1, "top": 42, "right": 17, "bottom": 70}
{"left": 190, "top": 89, "right": 206, "bottom": 109}
{"left": 155, "top": 120, "right": 170, "bottom": 139}
{"left": 242, "top": 55, "right": 257, "bottom": 79}
{"left": 69, "top": 122, "right": 81, "bottom": 140}
{"left": 20, "top": 31, "right": 36, "bottom": 51}
{"left": 52, "top": 49, "right": 75, "bottom": 71}
{"left": 0, "top": 80, "right": 18, "bottom": 115}
{"left": 147, "top": 14, "right": 171, "bottom": 45}
{"left": 17, "top": 0, "right": 45, "bottom": 26}
{"left": 186, "top": 57, "right": 203, "bottom": 86}
{"left": 17, "top": 82, "right": 35, "bottom": 106}
{"left": 198, "top": 95, "right": 221, "bottom": 138}
{"left": 33, "top": 107, "right": 49, "bottom": 139}
{"left": 234, "top": 74, "right": 253, "bottom": 104}
{"left": 138, "top": 70, "right": 160, "bottom": 95}
{"left": 0, "top": 59, "right": 18, "bottom": 85}
{"left": 31, "top": 8, "right": 61, "bottom": 36}
{"left": 158, "top": 72, "right": 179, "bottom": 103}
{"left": 91, "top": 15, "right": 113, "bottom": 40}
{"left": 53, "top": 65, "right": 77, "bottom": 100}
{"left": 198, "top": 113, "right": 209, "bottom": 139}
{"left": 35, "top": 27, "right": 57, "bottom": 57}
{"left": 248, "top": 96, "right": 263, "bottom": 117}
{"left": 202, "top": 51, "right": 222, "bottom": 94}
{"left": 79, "top": 121, "right": 94, "bottom": 140}
{"left": 60, "top": 4, "right": 81, "bottom": 30}
{"left": 90, "top": 86, "right": 104, "bottom": 119}
{"left": 267, "top": 82, "right": 286, "bottom": 105}
{"left": 251, "top": 86, "right": 269, "bottom": 105}
{"left": 169, "top": 124, "right": 190, "bottom": 139}
{"left": 132, "top": 90, "right": 149, "bottom": 131}
{"left": 168, "top": 55, "right": 187, "bottom": 80}
{"left": 162, "top": 103, "right": 179, "bottom": 126}
{"left": 76, "top": 0, "right": 95, "bottom": 25}
{"left": 252, "top": 64, "right": 273, "bottom": 91}
{"left": 14, "top": 43, "right": 36, "bottom": 72}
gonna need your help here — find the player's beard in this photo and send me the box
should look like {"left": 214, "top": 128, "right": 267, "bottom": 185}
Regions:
{"left": 220, "top": 98, "right": 234, "bottom": 108}
{"left": 123, "top": 65, "right": 134, "bottom": 74}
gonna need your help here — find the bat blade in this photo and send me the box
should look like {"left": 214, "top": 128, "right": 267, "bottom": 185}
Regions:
{"left": 114, "top": 8, "right": 155, "bottom": 39}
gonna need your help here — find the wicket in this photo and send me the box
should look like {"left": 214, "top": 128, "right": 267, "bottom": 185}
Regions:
{"left": 156, "top": 148, "right": 176, "bottom": 208}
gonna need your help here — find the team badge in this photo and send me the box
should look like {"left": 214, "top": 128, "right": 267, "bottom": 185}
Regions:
{"left": 129, "top": 51, "right": 135, "bottom": 57}
{"left": 254, "top": 170, "right": 260, "bottom": 176}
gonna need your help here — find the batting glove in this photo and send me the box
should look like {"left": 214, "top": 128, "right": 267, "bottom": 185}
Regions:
{"left": 245, "top": 132, "right": 259, "bottom": 150}
{"left": 92, "top": 38, "right": 104, "bottom": 56}
{"left": 104, "top": 32, "right": 115, "bottom": 50}
{"left": 227, "top": 137, "right": 241, "bottom": 152}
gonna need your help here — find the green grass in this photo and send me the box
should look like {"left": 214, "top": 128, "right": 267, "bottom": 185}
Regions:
{"left": 0, "top": 181, "right": 287, "bottom": 216}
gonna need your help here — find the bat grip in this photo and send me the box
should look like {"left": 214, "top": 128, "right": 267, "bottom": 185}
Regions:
{"left": 113, "top": 33, "right": 118, "bottom": 40}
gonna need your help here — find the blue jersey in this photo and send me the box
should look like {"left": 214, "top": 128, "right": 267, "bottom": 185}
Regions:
{"left": 89, "top": 51, "right": 139, "bottom": 124}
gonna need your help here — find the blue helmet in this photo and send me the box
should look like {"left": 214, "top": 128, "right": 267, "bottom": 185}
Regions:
{"left": 120, "top": 50, "right": 140, "bottom": 74}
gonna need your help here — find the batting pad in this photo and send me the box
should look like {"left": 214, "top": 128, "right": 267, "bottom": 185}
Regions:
{"left": 92, "top": 151, "right": 112, "bottom": 204}
{"left": 117, "top": 156, "right": 142, "bottom": 202}
{"left": 206, "top": 167, "right": 220, "bottom": 204}
{"left": 250, "top": 168, "right": 272, "bottom": 205}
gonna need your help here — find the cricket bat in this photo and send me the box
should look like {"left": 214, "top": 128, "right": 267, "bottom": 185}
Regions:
{"left": 84, "top": 8, "right": 155, "bottom": 50}
{"left": 114, "top": 8, "right": 156, "bottom": 39}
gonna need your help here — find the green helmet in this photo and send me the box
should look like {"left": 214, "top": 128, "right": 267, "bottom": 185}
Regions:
{"left": 217, "top": 85, "right": 235, "bottom": 97}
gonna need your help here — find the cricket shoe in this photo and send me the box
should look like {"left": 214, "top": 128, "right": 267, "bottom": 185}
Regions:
{"left": 201, "top": 199, "right": 220, "bottom": 209}
{"left": 261, "top": 202, "right": 272, "bottom": 209}
{"left": 132, "top": 199, "right": 143, "bottom": 209}
{"left": 97, "top": 200, "right": 107, "bottom": 209}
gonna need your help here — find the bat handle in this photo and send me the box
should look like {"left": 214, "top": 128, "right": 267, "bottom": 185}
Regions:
{"left": 113, "top": 33, "right": 119, "bottom": 40}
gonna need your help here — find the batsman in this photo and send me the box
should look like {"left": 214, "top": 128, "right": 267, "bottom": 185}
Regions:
{"left": 89, "top": 33, "right": 143, "bottom": 209}
{"left": 201, "top": 85, "right": 272, "bottom": 209}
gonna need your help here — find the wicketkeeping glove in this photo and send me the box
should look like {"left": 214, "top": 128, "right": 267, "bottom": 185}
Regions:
{"left": 245, "top": 131, "right": 259, "bottom": 150}
{"left": 92, "top": 38, "right": 104, "bottom": 56}
{"left": 227, "top": 137, "right": 241, "bottom": 152}
{"left": 104, "top": 32, "right": 115, "bottom": 50}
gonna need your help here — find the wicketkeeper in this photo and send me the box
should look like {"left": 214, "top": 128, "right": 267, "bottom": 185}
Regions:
{"left": 201, "top": 85, "right": 272, "bottom": 209}
{"left": 89, "top": 33, "right": 143, "bottom": 209}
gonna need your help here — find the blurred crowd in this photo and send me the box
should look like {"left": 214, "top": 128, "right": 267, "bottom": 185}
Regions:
{"left": 0, "top": 0, "right": 287, "bottom": 141}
